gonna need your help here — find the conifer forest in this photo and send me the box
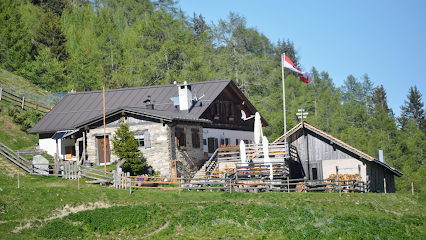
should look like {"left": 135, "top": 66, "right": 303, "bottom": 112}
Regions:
{"left": 0, "top": 0, "right": 425, "bottom": 193}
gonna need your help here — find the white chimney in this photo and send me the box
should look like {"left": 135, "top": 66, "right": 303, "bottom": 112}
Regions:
{"left": 379, "top": 149, "right": 384, "bottom": 163}
{"left": 178, "top": 81, "right": 192, "bottom": 112}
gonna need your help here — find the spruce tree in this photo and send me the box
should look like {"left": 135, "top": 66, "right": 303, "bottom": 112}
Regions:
{"left": 0, "top": 0, "right": 34, "bottom": 74}
{"left": 33, "top": 10, "right": 69, "bottom": 62}
{"left": 112, "top": 119, "right": 146, "bottom": 175}
{"left": 399, "top": 85, "right": 426, "bottom": 133}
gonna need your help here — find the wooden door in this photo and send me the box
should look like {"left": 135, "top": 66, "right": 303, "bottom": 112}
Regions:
{"left": 97, "top": 136, "right": 111, "bottom": 165}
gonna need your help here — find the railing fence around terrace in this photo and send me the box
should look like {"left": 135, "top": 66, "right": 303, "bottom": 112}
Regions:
{"left": 1, "top": 139, "right": 370, "bottom": 194}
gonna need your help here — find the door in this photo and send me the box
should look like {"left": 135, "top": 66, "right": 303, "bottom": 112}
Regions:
{"left": 97, "top": 136, "right": 111, "bottom": 165}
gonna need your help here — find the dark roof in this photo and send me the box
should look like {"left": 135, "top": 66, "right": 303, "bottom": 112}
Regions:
{"left": 74, "top": 107, "right": 212, "bottom": 130}
{"left": 274, "top": 121, "right": 403, "bottom": 177}
{"left": 28, "top": 80, "right": 242, "bottom": 134}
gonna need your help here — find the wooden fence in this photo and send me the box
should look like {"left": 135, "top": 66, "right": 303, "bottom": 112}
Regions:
{"left": 0, "top": 87, "right": 50, "bottom": 113}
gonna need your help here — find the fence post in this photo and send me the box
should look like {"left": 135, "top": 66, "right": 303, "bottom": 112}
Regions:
{"left": 0, "top": 88, "right": 2, "bottom": 101}
{"left": 112, "top": 170, "right": 116, "bottom": 189}
{"left": 128, "top": 172, "right": 132, "bottom": 194}
{"left": 179, "top": 176, "right": 181, "bottom": 196}
{"left": 358, "top": 164, "right": 361, "bottom": 192}
{"left": 336, "top": 166, "right": 341, "bottom": 196}
{"left": 287, "top": 176, "right": 290, "bottom": 193}
{"left": 17, "top": 173, "right": 20, "bottom": 188}
{"left": 384, "top": 177, "right": 386, "bottom": 194}
{"left": 21, "top": 96, "right": 25, "bottom": 110}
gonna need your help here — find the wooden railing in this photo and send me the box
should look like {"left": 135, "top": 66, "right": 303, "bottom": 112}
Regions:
{"left": 0, "top": 88, "right": 50, "bottom": 113}
{"left": 217, "top": 143, "right": 288, "bottom": 162}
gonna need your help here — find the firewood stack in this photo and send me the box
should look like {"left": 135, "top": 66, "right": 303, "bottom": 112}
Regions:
{"left": 327, "top": 173, "right": 360, "bottom": 191}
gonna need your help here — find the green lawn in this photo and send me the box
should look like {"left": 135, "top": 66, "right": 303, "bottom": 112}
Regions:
{"left": 0, "top": 161, "right": 425, "bottom": 239}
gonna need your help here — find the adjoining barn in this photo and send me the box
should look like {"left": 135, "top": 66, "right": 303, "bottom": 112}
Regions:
{"left": 28, "top": 80, "right": 267, "bottom": 178}
{"left": 274, "top": 121, "right": 402, "bottom": 193}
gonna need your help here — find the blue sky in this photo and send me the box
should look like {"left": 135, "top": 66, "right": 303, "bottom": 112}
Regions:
{"left": 178, "top": 0, "right": 426, "bottom": 117}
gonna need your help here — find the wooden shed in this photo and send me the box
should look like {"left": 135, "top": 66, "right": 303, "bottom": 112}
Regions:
{"left": 274, "top": 121, "right": 402, "bottom": 193}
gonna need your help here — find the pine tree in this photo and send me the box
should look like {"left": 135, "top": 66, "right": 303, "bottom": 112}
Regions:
{"left": 111, "top": 119, "right": 145, "bottom": 175}
{"left": 0, "top": 0, "right": 35, "bottom": 74}
{"left": 33, "top": 10, "right": 69, "bottom": 62}
{"left": 399, "top": 85, "right": 426, "bottom": 133}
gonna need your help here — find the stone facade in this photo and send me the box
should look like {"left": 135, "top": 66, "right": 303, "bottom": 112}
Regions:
{"left": 170, "top": 123, "right": 205, "bottom": 178}
{"left": 80, "top": 116, "right": 206, "bottom": 177}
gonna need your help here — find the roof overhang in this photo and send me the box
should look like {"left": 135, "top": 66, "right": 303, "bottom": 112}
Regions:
{"left": 74, "top": 107, "right": 211, "bottom": 130}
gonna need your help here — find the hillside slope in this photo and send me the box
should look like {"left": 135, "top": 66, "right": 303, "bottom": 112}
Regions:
{"left": 0, "top": 69, "right": 42, "bottom": 149}
{"left": 0, "top": 68, "right": 49, "bottom": 98}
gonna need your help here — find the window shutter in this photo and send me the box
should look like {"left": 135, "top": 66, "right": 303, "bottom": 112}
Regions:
{"left": 145, "top": 133, "right": 151, "bottom": 148}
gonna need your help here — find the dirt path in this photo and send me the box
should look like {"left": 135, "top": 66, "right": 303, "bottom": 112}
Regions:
{"left": 11, "top": 202, "right": 114, "bottom": 233}
{"left": 141, "top": 220, "right": 170, "bottom": 238}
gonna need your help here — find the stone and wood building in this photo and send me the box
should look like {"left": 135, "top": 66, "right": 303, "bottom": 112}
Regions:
{"left": 28, "top": 80, "right": 266, "bottom": 178}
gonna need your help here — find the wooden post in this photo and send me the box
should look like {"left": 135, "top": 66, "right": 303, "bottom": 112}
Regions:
{"left": 21, "top": 96, "right": 25, "bottom": 110}
{"left": 83, "top": 131, "right": 86, "bottom": 163}
{"left": 229, "top": 178, "right": 232, "bottom": 193}
{"left": 103, "top": 86, "right": 106, "bottom": 174}
{"left": 336, "top": 166, "right": 341, "bottom": 196}
{"left": 384, "top": 178, "right": 387, "bottom": 194}
{"left": 17, "top": 173, "right": 20, "bottom": 188}
{"left": 129, "top": 172, "right": 132, "bottom": 194}
{"left": 358, "top": 164, "right": 361, "bottom": 192}
{"left": 287, "top": 176, "right": 290, "bottom": 193}
{"left": 179, "top": 177, "right": 181, "bottom": 196}
{"left": 411, "top": 182, "right": 414, "bottom": 195}
{"left": 112, "top": 170, "right": 116, "bottom": 189}
{"left": 0, "top": 88, "right": 2, "bottom": 101}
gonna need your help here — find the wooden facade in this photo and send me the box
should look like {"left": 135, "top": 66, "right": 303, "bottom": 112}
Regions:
{"left": 275, "top": 121, "right": 402, "bottom": 193}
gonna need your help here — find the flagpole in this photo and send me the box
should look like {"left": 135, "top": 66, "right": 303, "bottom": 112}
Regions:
{"left": 281, "top": 53, "right": 287, "bottom": 155}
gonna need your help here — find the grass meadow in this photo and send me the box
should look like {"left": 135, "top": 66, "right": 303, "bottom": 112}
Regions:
{"left": 0, "top": 159, "right": 425, "bottom": 239}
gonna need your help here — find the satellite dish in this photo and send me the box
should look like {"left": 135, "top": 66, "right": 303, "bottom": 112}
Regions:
{"left": 241, "top": 110, "right": 255, "bottom": 121}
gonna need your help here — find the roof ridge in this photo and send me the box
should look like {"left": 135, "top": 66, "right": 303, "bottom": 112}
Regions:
{"left": 63, "top": 79, "right": 233, "bottom": 96}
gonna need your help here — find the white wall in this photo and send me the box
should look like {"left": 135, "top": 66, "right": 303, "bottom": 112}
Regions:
{"left": 39, "top": 138, "right": 57, "bottom": 157}
{"left": 39, "top": 137, "right": 75, "bottom": 160}
{"left": 202, "top": 128, "right": 255, "bottom": 155}
{"left": 322, "top": 158, "right": 367, "bottom": 182}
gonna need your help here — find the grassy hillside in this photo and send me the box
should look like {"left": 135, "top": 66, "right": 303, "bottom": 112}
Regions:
{"left": 0, "top": 68, "right": 49, "bottom": 98}
{"left": 0, "top": 68, "right": 45, "bottom": 149}
{"left": 0, "top": 161, "right": 425, "bottom": 239}
{"left": 0, "top": 101, "right": 38, "bottom": 149}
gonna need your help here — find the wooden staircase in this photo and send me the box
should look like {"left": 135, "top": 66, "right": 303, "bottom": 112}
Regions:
{"left": 191, "top": 149, "right": 219, "bottom": 181}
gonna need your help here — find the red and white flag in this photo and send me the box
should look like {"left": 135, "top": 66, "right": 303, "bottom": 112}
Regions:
{"left": 283, "top": 55, "right": 311, "bottom": 83}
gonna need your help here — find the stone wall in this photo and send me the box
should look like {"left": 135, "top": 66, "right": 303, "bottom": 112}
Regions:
{"left": 79, "top": 116, "right": 207, "bottom": 178}
{"left": 170, "top": 123, "right": 205, "bottom": 178}
{"left": 84, "top": 116, "right": 172, "bottom": 177}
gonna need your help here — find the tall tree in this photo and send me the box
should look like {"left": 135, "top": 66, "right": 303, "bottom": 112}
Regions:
{"left": 0, "top": 0, "right": 35, "bottom": 74}
{"left": 399, "top": 85, "right": 426, "bottom": 133}
{"left": 33, "top": 10, "right": 69, "bottom": 61}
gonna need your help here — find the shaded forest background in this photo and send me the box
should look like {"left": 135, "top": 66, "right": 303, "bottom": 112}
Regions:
{"left": 1, "top": 0, "right": 425, "bottom": 193}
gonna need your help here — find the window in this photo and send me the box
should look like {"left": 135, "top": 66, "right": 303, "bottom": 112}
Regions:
{"left": 135, "top": 134, "right": 144, "bottom": 147}
{"left": 236, "top": 139, "right": 240, "bottom": 145}
{"left": 175, "top": 127, "right": 186, "bottom": 147}
{"left": 135, "top": 132, "right": 151, "bottom": 148}
{"left": 191, "top": 129, "right": 200, "bottom": 148}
